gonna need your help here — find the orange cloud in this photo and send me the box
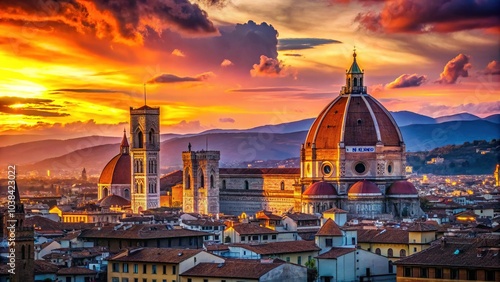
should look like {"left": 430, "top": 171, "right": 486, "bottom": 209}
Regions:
{"left": 172, "top": 49, "right": 186, "bottom": 57}
{"left": 221, "top": 59, "right": 234, "bottom": 67}
{"left": 386, "top": 74, "right": 427, "bottom": 89}
{"left": 250, "top": 55, "right": 293, "bottom": 78}
{"left": 480, "top": 60, "right": 500, "bottom": 75}
{"left": 435, "top": 54, "right": 471, "bottom": 84}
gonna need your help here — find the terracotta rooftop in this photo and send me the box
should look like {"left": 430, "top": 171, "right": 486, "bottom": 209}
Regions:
{"left": 231, "top": 223, "right": 278, "bottom": 235}
{"left": 108, "top": 247, "right": 203, "bottom": 263}
{"left": 160, "top": 170, "right": 184, "bottom": 190}
{"left": 34, "top": 260, "right": 59, "bottom": 274}
{"left": 98, "top": 194, "right": 130, "bottom": 207}
{"left": 316, "top": 247, "right": 356, "bottom": 259}
{"left": 394, "top": 237, "right": 500, "bottom": 269}
{"left": 357, "top": 229, "right": 409, "bottom": 244}
{"left": 232, "top": 240, "right": 320, "bottom": 255}
{"left": 285, "top": 212, "right": 319, "bottom": 222}
{"left": 205, "top": 244, "right": 230, "bottom": 252}
{"left": 256, "top": 210, "right": 282, "bottom": 221}
{"left": 183, "top": 219, "right": 226, "bottom": 226}
{"left": 303, "top": 181, "right": 338, "bottom": 196}
{"left": 57, "top": 267, "right": 97, "bottom": 275}
{"left": 120, "top": 216, "right": 153, "bottom": 223}
{"left": 79, "top": 224, "right": 210, "bottom": 239}
{"left": 316, "top": 219, "right": 343, "bottom": 236}
{"left": 219, "top": 168, "right": 300, "bottom": 175}
{"left": 323, "top": 207, "right": 348, "bottom": 214}
{"left": 407, "top": 222, "right": 438, "bottom": 232}
{"left": 180, "top": 260, "right": 285, "bottom": 279}
{"left": 25, "top": 215, "right": 62, "bottom": 230}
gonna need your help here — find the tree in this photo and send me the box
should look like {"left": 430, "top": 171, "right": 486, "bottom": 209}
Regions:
{"left": 224, "top": 236, "right": 231, "bottom": 243}
{"left": 305, "top": 258, "right": 318, "bottom": 282}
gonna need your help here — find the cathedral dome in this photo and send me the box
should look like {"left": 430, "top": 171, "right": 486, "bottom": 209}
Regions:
{"left": 304, "top": 52, "right": 403, "bottom": 150}
{"left": 348, "top": 180, "right": 381, "bottom": 196}
{"left": 99, "top": 194, "right": 130, "bottom": 208}
{"left": 99, "top": 131, "right": 131, "bottom": 185}
{"left": 387, "top": 181, "right": 418, "bottom": 195}
{"left": 303, "top": 181, "right": 338, "bottom": 196}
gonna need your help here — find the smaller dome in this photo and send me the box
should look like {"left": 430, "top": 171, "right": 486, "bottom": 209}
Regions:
{"left": 303, "top": 181, "right": 338, "bottom": 196}
{"left": 387, "top": 181, "right": 418, "bottom": 195}
{"left": 99, "top": 194, "right": 130, "bottom": 207}
{"left": 348, "top": 180, "right": 381, "bottom": 196}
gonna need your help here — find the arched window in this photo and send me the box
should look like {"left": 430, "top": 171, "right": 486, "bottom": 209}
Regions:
{"left": 200, "top": 173, "right": 205, "bottom": 188}
{"left": 186, "top": 173, "right": 191, "bottom": 189}
{"left": 375, "top": 248, "right": 381, "bottom": 255}
{"left": 360, "top": 78, "right": 363, "bottom": 86}
{"left": 222, "top": 179, "right": 226, "bottom": 189}
{"left": 387, "top": 248, "right": 393, "bottom": 257}
{"left": 400, "top": 249, "right": 406, "bottom": 257}
{"left": 28, "top": 245, "right": 31, "bottom": 259}
{"left": 210, "top": 174, "right": 214, "bottom": 188}
{"left": 280, "top": 181, "right": 285, "bottom": 190}
{"left": 348, "top": 78, "right": 351, "bottom": 88}
{"left": 103, "top": 187, "right": 109, "bottom": 197}
{"left": 388, "top": 261, "right": 393, "bottom": 273}
{"left": 354, "top": 77, "right": 358, "bottom": 86}
{"left": 124, "top": 189, "right": 130, "bottom": 199}
{"left": 140, "top": 183, "right": 144, "bottom": 194}
{"left": 137, "top": 130, "right": 143, "bottom": 148}
{"left": 21, "top": 245, "right": 25, "bottom": 259}
{"left": 149, "top": 129, "right": 154, "bottom": 144}
{"left": 244, "top": 180, "right": 249, "bottom": 190}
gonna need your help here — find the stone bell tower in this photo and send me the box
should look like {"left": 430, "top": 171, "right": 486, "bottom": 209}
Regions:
{"left": 130, "top": 105, "right": 160, "bottom": 213}
{"left": 182, "top": 145, "right": 220, "bottom": 215}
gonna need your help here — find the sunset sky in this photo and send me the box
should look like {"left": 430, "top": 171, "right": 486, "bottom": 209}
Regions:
{"left": 0, "top": 0, "right": 499, "bottom": 138}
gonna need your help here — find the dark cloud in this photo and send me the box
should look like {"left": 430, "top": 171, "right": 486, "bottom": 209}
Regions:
{"left": 250, "top": 55, "right": 293, "bottom": 78}
{"left": 219, "top": 117, "right": 235, "bottom": 123}
{"left": 386, "top": 74, "right": 427, "bottom": 89}
{"left": 283, "top": 53, "right": 303, "bottom": 57}
{"left": 435, "top": 54, "right": 472, "bottom": 84}
{"left": 0, "top": 0, "right": 217, "bottom": 45}
{"left": 196, "top": 0, "right": 229, "bottom": 8}
{"left": 278, "top": 38, "right": 341, "bottom": 51}
{"left": 355, "top": 0, "right": 500, "bottom": 33}
{"left": 147, "top": 72, "right": 215, "bottom": 84}
{"left": 479, "top": 60, "right": 500, "bottom": 75}
{"left": 145, "top": 21, "right": 279, "bottom": 75}
{"left": 228, "top": 87, "right": 306, "bottom": 93}
{"left": 0, "top": 96, "right": 69, "bottom": 117}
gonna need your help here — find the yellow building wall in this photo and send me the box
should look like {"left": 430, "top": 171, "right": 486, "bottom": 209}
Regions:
{"left": 108, "top": 261, "right": 180, "bottom": 282}
{"left": 358, "top": 242, "right": 409, "bottom": 261}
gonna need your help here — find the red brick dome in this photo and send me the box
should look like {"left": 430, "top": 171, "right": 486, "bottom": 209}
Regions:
{"left": 303, "top": 181, "right": 338, "bottom": 196}
{"left": 348, "top": 180, "right": 381, "bottom": 196}
{"left": 99, "top": 132, "right": 131, "bottom": 185}
{"left": 387, "top": 181, "right": 418, "bottom": 195}
{"left": 305, "top": 94, "right": 403, "bottom": 149}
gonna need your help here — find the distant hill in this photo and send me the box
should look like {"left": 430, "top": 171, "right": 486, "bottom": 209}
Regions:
{"left": 407, "top": 139, "right": 499, "bottom": 175}
{"left": 391, "top": 111, "right": 436, "bottom": 126}
{"left": 435, "top": 113, "right": 480, "bottom": 123}
{"left": 484, "top": 114, "right": 500, "bottom": 124}
{"left": 0, "top": 136, "right": 120, "bottom": 167}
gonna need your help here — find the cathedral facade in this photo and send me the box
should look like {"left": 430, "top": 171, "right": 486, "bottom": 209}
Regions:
{"left": 181, "top": 51, "right": 422, "bottom": 219}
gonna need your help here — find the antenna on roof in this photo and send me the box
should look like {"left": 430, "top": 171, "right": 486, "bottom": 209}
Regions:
{"left": 143, "top": 83, "right": 147, "bottom": 106}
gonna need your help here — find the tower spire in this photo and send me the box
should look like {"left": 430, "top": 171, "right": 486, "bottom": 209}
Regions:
{"left": 120, "top": 129, "right": 129, "bottom": 154}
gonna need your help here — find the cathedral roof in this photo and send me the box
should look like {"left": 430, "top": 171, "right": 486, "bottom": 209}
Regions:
{"left": 347, "top": 180, "right": 381, "bottom": 196}
{"left": 387, "top": 181, "right": 418, "bottom": 195}
{"left": 99, "top": 131, "right": 131, "bottom": 185}
{"left": 304, "top": 52, "right": 403, "bottom": 150}
{"left": 99, "top": 153, "right": 131, "bottom": 185}
{"left": 99, "top": 194, "right": 130, "bottom": 207}
{"left": 316, "top": 218, "right": 343, "bottom": 236}
{"left": 303, "top": 181, "right": 338, "bottom": 196}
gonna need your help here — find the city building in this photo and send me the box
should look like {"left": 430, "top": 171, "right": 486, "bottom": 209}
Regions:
{"left": 394, "top": 237, "right": 499, "bottom": 281}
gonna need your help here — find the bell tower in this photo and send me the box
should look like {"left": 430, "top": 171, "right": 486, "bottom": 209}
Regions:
{"left": 130, "top": 105, "right": 160, "bottom": 213}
